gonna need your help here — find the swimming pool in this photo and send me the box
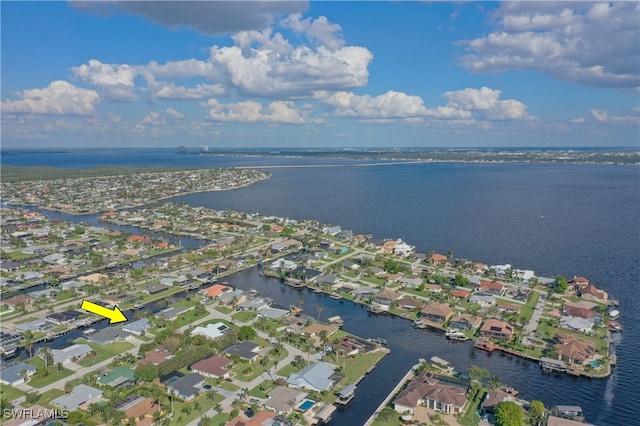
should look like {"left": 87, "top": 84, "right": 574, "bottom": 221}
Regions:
{"left": 298, "top": 400, "right": 315, "bottom": 411}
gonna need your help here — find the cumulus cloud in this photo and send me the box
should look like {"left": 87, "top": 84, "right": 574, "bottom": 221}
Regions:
{"left": 315, "top": 90, "right": 429, "bottom": 119}
{"left": 165, "top": 108, "right": 184, "bottom": 120}
{"left": 315, "top": 87, "right": 532, "bottom": 122}
{"left": 1, "top": 81, "right": 100, "bottom": 115}
{"left": 209, "top": 26, "right": 373, "bottom": 97}
{"left": 591, "top": 108, "right": 640, "bottom": 125}
{"left": 459, "top": 2, "right": 640, "bottom": 89}
{"left": 203, "top": 99, "right": 317, "bottom": 124}
{"left": 569, "top": 117, "right": 585, "bottom": 124}
{"left": 281, "top": 13, "right": 344, "bottom": 50}
{"left": 153, "top": 82, "right": 226, "bottom": 100}
{"left": 72, "top": 59, "right": 137, "bottom": 102}
{"left": 72, "top": 1, "right": 308, "bottom": 35}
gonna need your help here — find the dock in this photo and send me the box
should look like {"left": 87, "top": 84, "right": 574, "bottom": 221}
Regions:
{"left": 540, "top": 357, "right": 567, "bottom": 373}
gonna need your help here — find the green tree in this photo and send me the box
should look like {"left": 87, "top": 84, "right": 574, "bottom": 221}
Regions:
{"left": 494, "top": 401, "right": 525, "bottom": 426}
{"left": 554, "top": 275, "right": 568, "bottom": 293}
{"left": 237, "top": 326, "right": 257, "bottom": 341}
{"left": 468, "top": 365, "right": 490, "bottom": 384}
{"left": 316, "top": 303, "right": 323, "bottom": 322}
{"left": 25, "top": 391, "right": 40, "bottom": 405}
{"left": 134, "top": 362, "right": 159, "bottom": 382}
{"left": 64, "top": 381, "right": 74, "bottom": 394}
{"left": 528, "top": 400, "right": 545, "bottom": 426}
{"left": 23, "top": 330, "right": 34, "bottom": 358}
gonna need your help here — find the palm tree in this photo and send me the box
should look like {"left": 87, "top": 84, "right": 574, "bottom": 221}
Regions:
{"left": 23, "top": 331, "right": 34, "bottom": 359}
{"left": 39, "top": 347, "right": 53, "bottom": 369}
{"left": 316, "top": 304, "right": 323, "bottom": 322}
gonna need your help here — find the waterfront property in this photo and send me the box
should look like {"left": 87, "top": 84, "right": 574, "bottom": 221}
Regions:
{"left": 393, "top": 371, "right": 467, "bottom": 415}
{"left": 52, "top": 384, "right": 104, "bottom": 411}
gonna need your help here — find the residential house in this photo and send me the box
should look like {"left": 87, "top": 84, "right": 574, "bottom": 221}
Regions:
{"left": 191, "top": 322, "right": 231, "bottom": 340}
{"left": 51, "top": 344, "right": 93, "bottom": 365}
{"left": 560, "top": 316, "right": 594, "bottom": 333}
{"left": 448, "top": 314, "right": 482, "bottom": 332}
{"left": 317, "top": 275, "right": 339, "bottom": 287}
{"left": 47, "top": 310, "right": 82, "bottom": 325}
{"left": 393, "top": 371, "right": 467, "bottom": 415}
{"left": 114, "top": 395, "right": 160, "bottom": 425}
{"left": 78, "top": 273, "right": 109, "bottom": 285}
{"left": 372, "top": 289, "right": 401, "bottom": 307}
{"left": 97, "top": 367, "right": 136, "bottom": 388}
{"left": 397, "top": 298, "right": 425, "bottom": 311}
{"left": 398, "top": 276, "right": 422, "bottom": 288}
{"left": 123, "top": 318, "right": 150, "bottom": 336}
{"left": 223, "top": 341, "right": 261, "bottom": 361}
{"left": 547, "top": 416, "right": 594, "bottom": 426}
{"left": 264, "top": 386, "right": 307, "bottom": 414}
{"left": 350, "top": 286, "right": 378, "bottom": 298}
{"left": 191, "top": 355, "right": 233, "bottom": 379}
{"left": 564, "top": 300, "right": 599, "bottom": 319}
{"left": 480, "top": 319, "right": 514, "bottom": 340}
{"left": 430, "top": 253, "right": 448, "bottom": 265}
{"left": 88, "top": 328, "right": 132, "bottom": 345}
{"left": 481, "top": 388, "right": 516, "bottom": 414}
{"left": 141, "top": 345, "right": 173, "bottom": 365}
{"left": 469, "top": 293, "right": 496, "bottom": 307}
{"left": 420, "top": 302, "right": 454, "bottom": 324}
{"left": 287, "top": 361, "right": 336, "bottom": 392}
{"left": 568, "top": 276, "right": 590, "bottom": 291}
{"left": 203, "top": 284, "right": 233, "bottom": 299}
{"left": 144, "top": 283, "right": 170, "bottom": 295}
{"left": 0, "top": 362, "right": 36, "bottom": 386}
{"left": 14, "top": 318, "right": 55, "bottom": 333}
{"left": 479, "top": 281, "right": 505, "bottom": 296}
{"left": 52, "top": 384, "right": 103, "bottom": 411}
{"left": 496, "top": 302, "right": 522, "bottom": 314}
{"left": 450, "top": 289, "right": 471, "bottom": 299}
{"left": 155, "top": 306, "right": 191, "bottom": 321}
{"left": 167, "top": 373, "right": 205, "bottom": 401}
{"left": 555, "top": 338, "right": 596, "bottom": 366}
{"left": 580, "top": 284, "right": 608, "bottom": 302}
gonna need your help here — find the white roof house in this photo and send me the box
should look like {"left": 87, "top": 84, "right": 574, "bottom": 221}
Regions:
{"left": 51, "top": 344, "right": 93, "bottom": 364}
{"left": 190, "top": 322, "right": 230, "bottom": 340}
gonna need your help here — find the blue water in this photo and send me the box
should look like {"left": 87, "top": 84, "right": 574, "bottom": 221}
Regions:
{"left": 2, "top": 150, "right": 639, "bottom": 426}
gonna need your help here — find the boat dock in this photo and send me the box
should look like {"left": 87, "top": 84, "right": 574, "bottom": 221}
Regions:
{"left": 540, "top": 357, "right": 567, "bottom": 373}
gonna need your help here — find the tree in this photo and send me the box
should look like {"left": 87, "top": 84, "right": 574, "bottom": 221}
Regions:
{"left": 468, "top": 365, "right": 490, "bottom": 384}
{"left": 135, "top": 362, "right": 159, "bottom": 382}
{"left": 25, "top": 391, "right": 40, "bottom": 405}
{"left": 23, "top": 331, "right": 34, "bottom": 359}
{"left": 528, "top": 400, "right": 545, "bottom": 426}
{"left": 39, "top": 347, "right": 53, "bottom": 369}
{"left": 494, "top": 401, "right": 525, "bottom": 426}
{"left": 554, "top": 275, "right": 568, "bottom": 294}
{"left": 64, "top": 381, "right": 74, "bottom": 394}
{"left": 316, "top": 304, "right": 323, "bottom": 322}
{"left": 489, "top": 374, "right": 501, "bottom": 390}
{"left": 237, "top": 326, "right": 257, "bottom": 341}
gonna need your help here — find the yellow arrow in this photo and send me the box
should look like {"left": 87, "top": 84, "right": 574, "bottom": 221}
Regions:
{"left": 81, "top": 300, "right": 128, "bottom": 324}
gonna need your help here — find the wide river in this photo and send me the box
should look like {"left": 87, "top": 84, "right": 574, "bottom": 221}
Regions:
{"left": 3, "top": 150, "right": 638, "bottom": 426}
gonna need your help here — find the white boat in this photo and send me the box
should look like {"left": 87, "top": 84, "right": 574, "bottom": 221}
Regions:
{"left": 609, "top": 309, "right": 620, "bottom": 320}
{"left": 445, "top": 330, "right": 469, "bottom": 341}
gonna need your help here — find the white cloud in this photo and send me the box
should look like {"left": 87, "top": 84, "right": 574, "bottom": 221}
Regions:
{"left": 591, "top": 108, "right": 640, "bottom": 125}
{"left": 315, "top": 90, "right": 429, "bottom": 119}
{"left": 72, "top": 1, "right": 308, "bottom": 35}
{"left": 153, "top": 82, "right": 226, "bottom": 100}
{"left": 443, "top": 87, "right": 500, "bottom": 110}
{"left": 203, "top": 99, "right": 317, "bottom": 124}
{"left": 569, "top": 117, "right": 585, "bottom": 124}
{"left": 1, "top": 81, "right": 100, "bottom": 116}
{"left": 281, "top": 13, "right": 344, "bottom": 50}
{"left": 165, "top": 108, "right": 184, "bottom": 120}
{"left": 140, "top": 111, "right": 165, "bottom": 126}
{"left": 459, "top": 2, "right": 640, "bottom": 89}
{"left": 72, "top": 59, "right": 138, "bottom": 102}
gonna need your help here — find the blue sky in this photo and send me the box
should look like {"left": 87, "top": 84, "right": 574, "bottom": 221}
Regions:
{"left": 1, "top": 1, "right": 639, "bottom": 148}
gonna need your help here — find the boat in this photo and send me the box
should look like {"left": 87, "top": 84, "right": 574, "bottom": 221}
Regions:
{"left": 327, "top": 315, "right": 344, "bottom": 326}
{"left": 608, "top": 309, "right": 620, "bottom": 320}
{"left": 330, "top": 293, "right": 342, "bottom": 300}
{"left": 445, "top": 330, "right": 469, "bottom": 341}
{"left": 131, "top": 303, "right": 144, "bottom": 310}
{"left": 367, "top": 338, "right": 388, "bottom": 347}
{"left": 82, "top": 328, "right": 96, "bottom": 335}
{"left": 608, "top": 320, "right": 623, "bottom": 332}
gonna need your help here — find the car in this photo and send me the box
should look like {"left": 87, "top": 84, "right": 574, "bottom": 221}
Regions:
{"left": 250, "top": 398, "right": 260, "bottom": 404}
{"left": 224, "top": 377, "right": 233, "bottom": 382}
{"left": 203, "top": 384, "right": 212, "bottom": 390}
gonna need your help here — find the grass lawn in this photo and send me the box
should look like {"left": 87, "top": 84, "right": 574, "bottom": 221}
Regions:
{"left": 538, "top": 323, "right": 608, "bottom": 351}
{"left": 340, "top": 350, "right": 388, "bottom": 386}
{"left": 232, "top": 311, "right": 257, "bottom": 323}
{"left": 371, "top": 407, "right": 403, "bottom": 426}
{"left": 344, "top": 269, "right": 359, "bottom": 278}
{"left": 173, "top": 309, "right": 209, "bottom": 328}
{"left": 216, "top": 306, "right": 234, "bottom": 315}
{"left": 5, "top": 251, "right": 38, "bottom": 261}
{"left": 24, "top": 358, "right": 74, "bottom": 388}
{"left": 360, "top": 276, "right": 386, "bottom": 286}
{"left": 458, "top": 387, "right": 485, "bottom": 426}
{"left": 248, "top": 380, "right": 278, "bottom": 399}
{"left": 31, "top": 388, "right": 66, "bottom": 408}
{"left": 230, "top": 362, "right": 269, "bottom": 382}
{"left": 74, "top": 340, "right": 135, "bottom": 367}
{"left": 167, "top": 392, "right": 223, "bottom": 426}
{"left": 55, "top": 290, "right": 77, "bottom": 301}
{"left": 0, "top": 385, "right": 25, "bottom": 404}
{"left": 519, "top": 291, "right": 540, "bottom": 323}
{"left": 276, "top": 363, "right": 300, "bottom": 377}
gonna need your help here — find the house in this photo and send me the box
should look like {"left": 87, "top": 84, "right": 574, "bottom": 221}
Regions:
{"left": 270, "top": 258, "right": 296, "bottom": 270}
{"left": 0, "top": 261, "right": 21, "bottom": 272}
{"left": 560, "top": 316, "right": 594, "bottom": 333}
{"left": 52, "top": 384, "right": 103, "bottom": 411}
{"left": 397, "top": 298, "right": 425, "bottom": 311}
{"left": 123, "top": 318, "right": 150, "bottom": 335}
{"left": 479, "top": 281, "right": 504, "bottom": 295}
{"left": 14, "top": 318, "right": 55, "bottom": 333}
{"left": 191, "top": 355, "right": 233, "bottom": 379}
{"left": 317, "top": 275, "right": 339, "bottom": 286}
{"left": 303, "top": 324, "right": 339, "bottom": 346}
{"left": 167, "top": 373, "right": 205, "bottom": 401}
{"left": 287, "top": 361, "right": 336, "bottom": 392}
{"left": 547, "top": 416, "right": 594, "bottom": 426}
{"left": 47, "top": 310, "right": 82, "bottom": 325}
{"left": 218, "top": 289, "right": 247, "bottom": 306}
{"left": 78, "top": 273, "right": 109, "bottom": 284}
{"left": 143, "top": 283, "right": 170, "bottom": 295}
{"left": 450, "top": 289, "right": 471, "bottom": 299}
{"left": 264, "top": 386, "right": 307, "bottom": 414}
{"left": 114, "top": 395, "right": 160, "bottom": 424}
{"left": 51, "top": 344, "right": 93, "bottom": 365}
{"left": 480, "top": 319, "right": 514, "bottom": 340}
{"left": 155, "top": 306, "right": 191, "bottom": 321}
{"left": 430, "top": 253, "right": 448, "bottom": 264}
{"left": 393, "top": 371, "right": 467, "bottom": 415}
{"left": 97, "top": 366, "right": 136, "bottom": 388}
{"left": 226, "top": 411, "right": 277, "bottom": 426}
{"left": 496, "top": 302, "right": 522, "bottom": 314}
{"left": 0, "top": 362, "right": 36, "bottom": 386}
{"left": 580, "top": 284, "right": 608, "bottom": 302}
{"left": 556, "top": 338, "right": 596, "bottom": 365}
{"left": 373, "top": 289, "right": 401, "bottom": 307}
{"left": 448, "top": 314, "right": 482, "bottom": 332}
{"left": 469, "top": 293, "right": 496, "bottom": 307}
{"left": 88, "top": 327, "right": 132, "bottom": 345}
{"left": 203, "top": 284, "right": 233, "bottom": 299}
{"left": 568, "top": 276, "right": 590, "bottom": 290}
{"left": 481, "top": 388, "right": 515, "bottom": 414}
{"left": 564, "top": 300, "right": 599, "bottom": 319}
{"left": 60, "top": 280, "right": 86, "bottom": 291}
{"left": 257, "top": 305, "right": 290, "bottom": 320}
{"left": 1, "top": 294, "right": 32, "bottom": 308}
{"left": 398, "top": 276, "right": 422, "bottom": 288}
{"left": 223, "top": 341, "right": 261, "bottom": 361}
{"left": 342, "top": 260, "right": 360, "bottom": 270}
{"left": 238, "top": 297, "right": 270, "bottom": 311}
{"left": 191, "top": 322, "right": 231, "bottom": 340}
{"left": 339, "top": 336, "right": 367, "bottom": 356}
{"left": 350, "top": 286, "right": 378, "bottom": 298}
{"left": 394, "top": 241, "right": 415, "bottom": 256}
{"left": 1, "top": 404, "right": 57, "bottom": 426}
{"left": 43, "top": 253, "right": 67, "bottom": 264}
{"left": 141, "top": 345, "right": 173, "bottom": 365}
{"left": 290, "top": 266, "right": 322, "bottom": 281}
{"left": 420, "top": 302, "right": 454, "bottom": 324}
